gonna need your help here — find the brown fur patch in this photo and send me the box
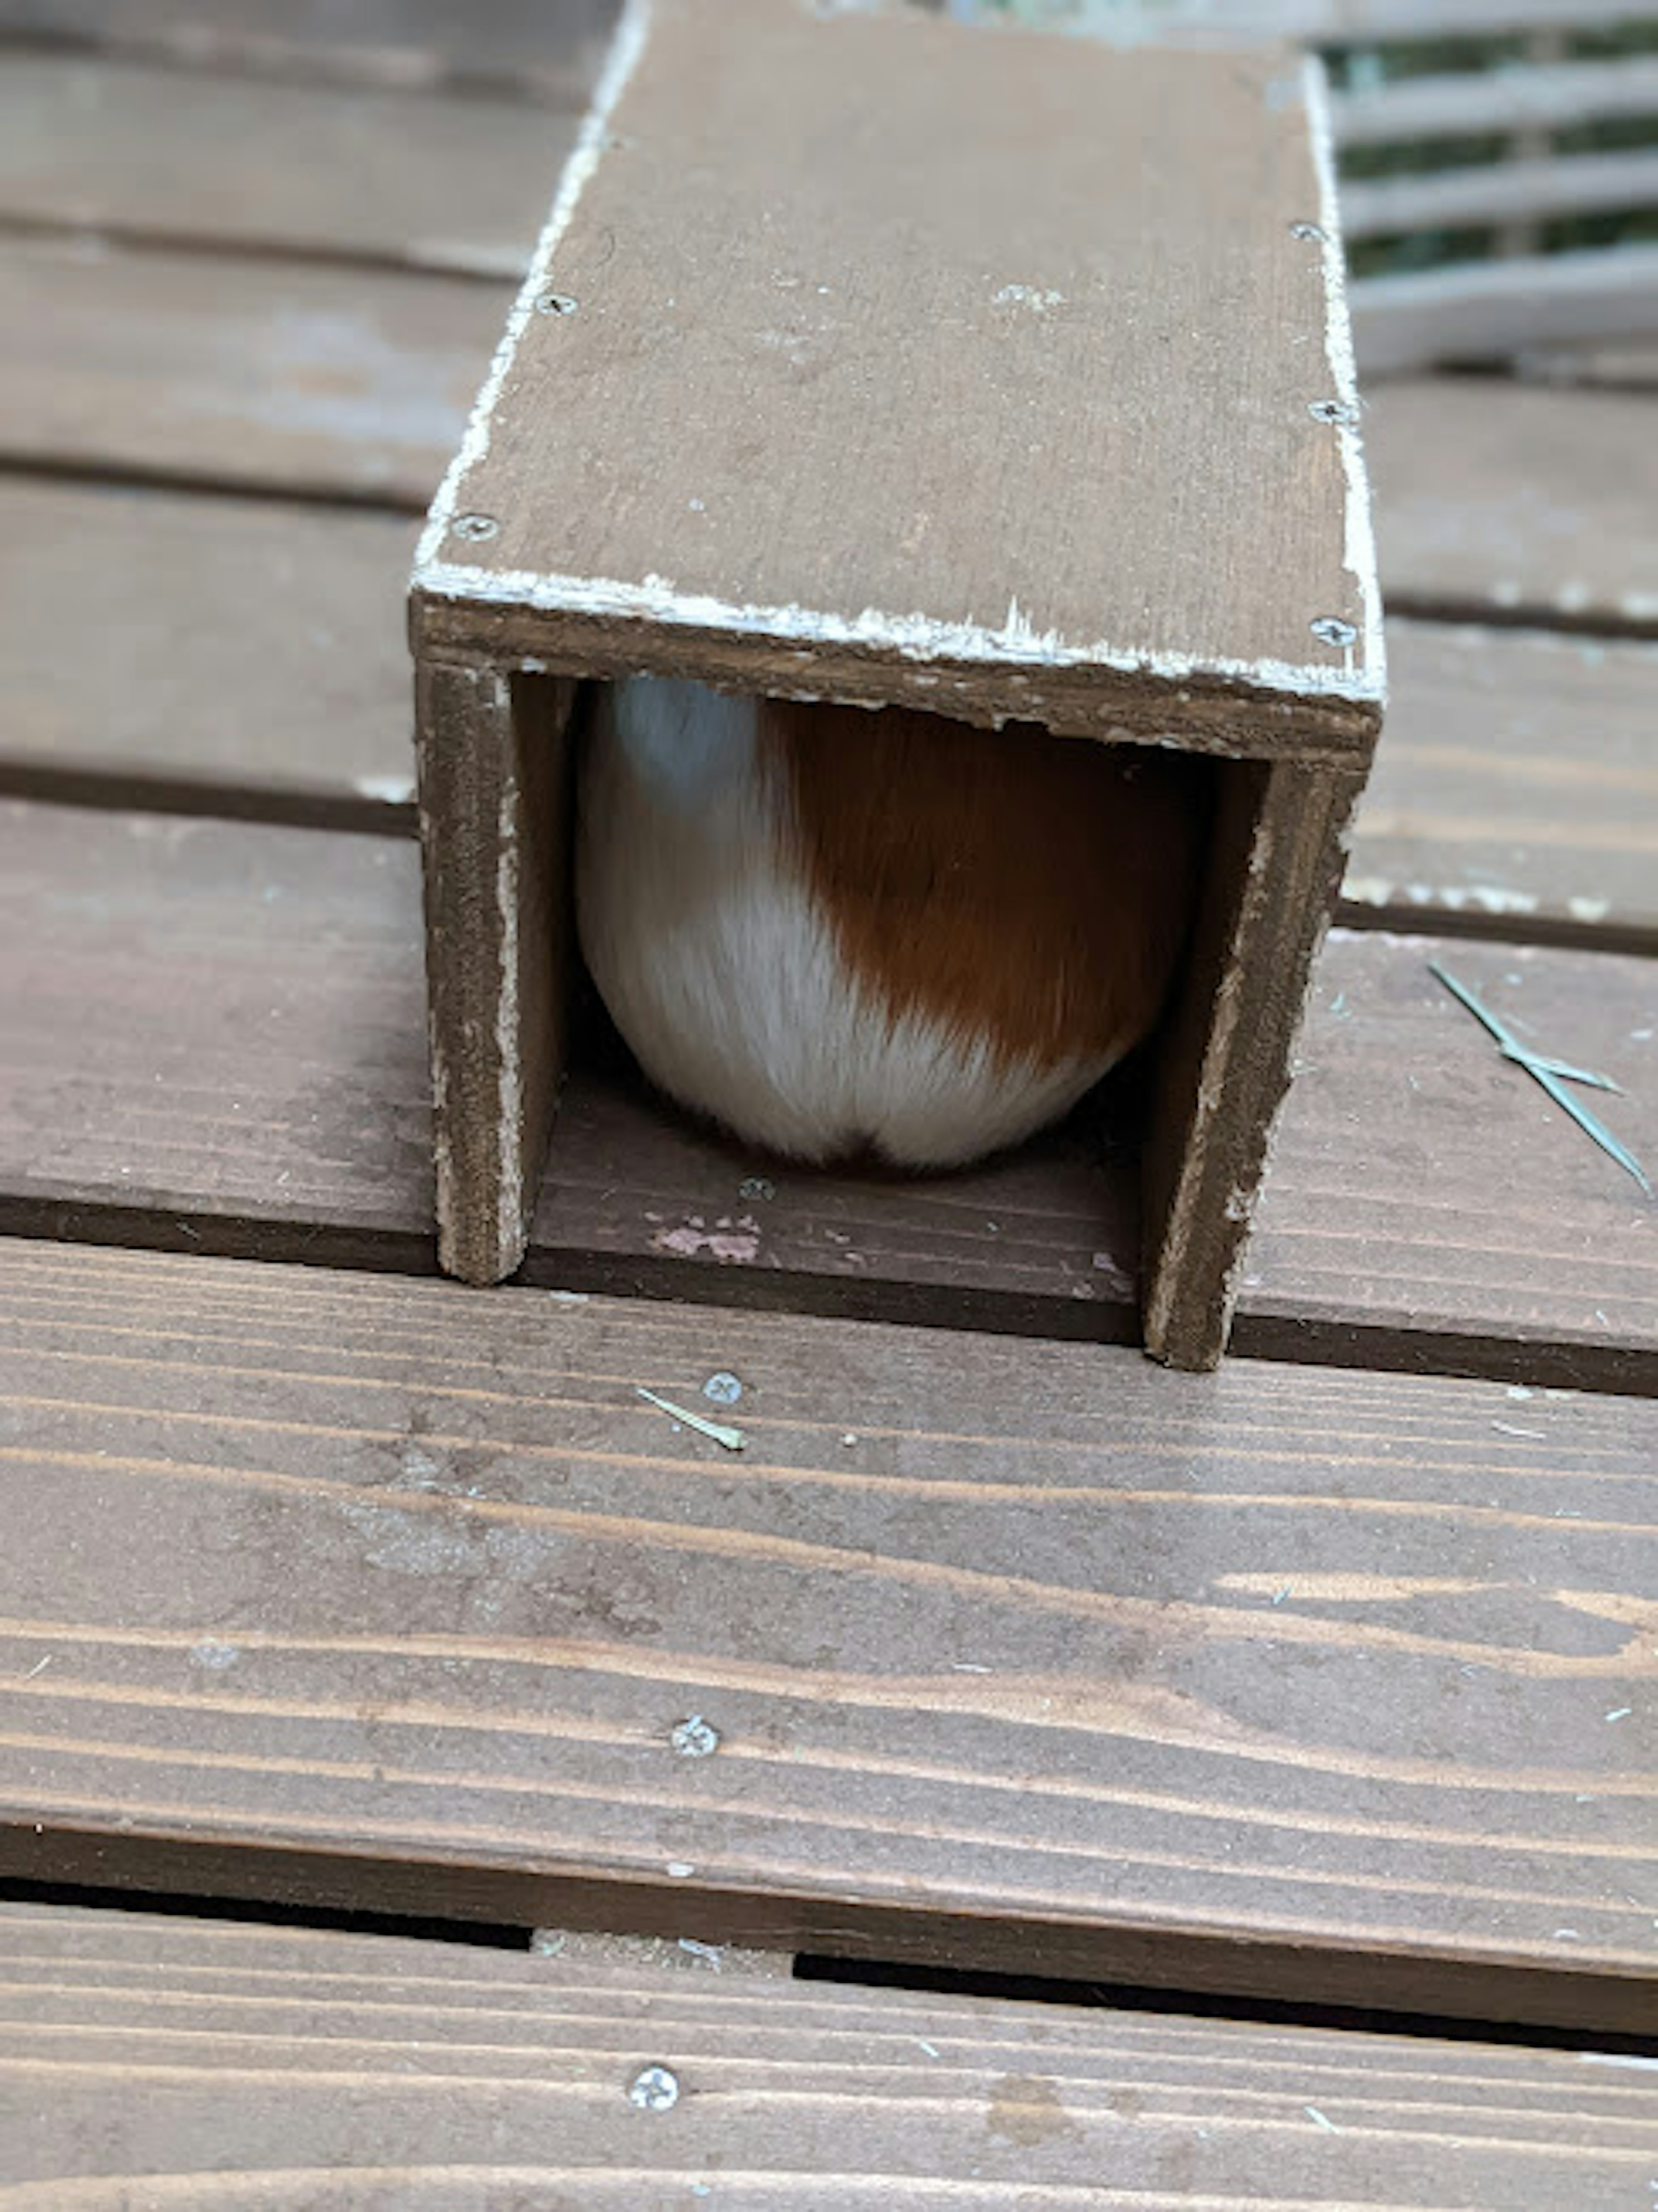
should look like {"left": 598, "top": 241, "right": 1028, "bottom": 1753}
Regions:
{"left": 761, "top": 699, "right": 1203, "bottom": 1074}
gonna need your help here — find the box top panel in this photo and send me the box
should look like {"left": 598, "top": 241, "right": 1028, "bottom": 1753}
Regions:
{"left": 414, "top": 0, "right": 1383, "bottom": 751}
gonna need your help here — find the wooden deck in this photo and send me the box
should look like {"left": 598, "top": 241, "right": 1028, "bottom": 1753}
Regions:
{"left": 0, "top": 4, "right": 1654, "bottom": 2197}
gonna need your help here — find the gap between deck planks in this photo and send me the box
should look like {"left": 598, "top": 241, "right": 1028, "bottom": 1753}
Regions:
{"left": 0, "top": 1240, "right": 1655, "bottom": 2032}
{"left": 4, "top": 1910, "right": 1652, "bottom": 2207}
{"left": 3, "top": 797, "right": 1654, "bottom": 1386}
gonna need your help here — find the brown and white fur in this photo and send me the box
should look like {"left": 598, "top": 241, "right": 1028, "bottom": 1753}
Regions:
{"left": 577, "top": 675, "right": 1201, "bottom": 1169}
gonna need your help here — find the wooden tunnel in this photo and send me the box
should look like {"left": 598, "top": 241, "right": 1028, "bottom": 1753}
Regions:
{"left": 409, "top": 0, "right": 1384, "bottom": 1370}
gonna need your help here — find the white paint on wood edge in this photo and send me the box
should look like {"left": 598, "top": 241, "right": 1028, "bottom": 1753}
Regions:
{"left": 1303, "top": 52, "right": 1387, "bottom": 710}
{"left": 415, "top": 562, "right": 1386, "bottom": 706}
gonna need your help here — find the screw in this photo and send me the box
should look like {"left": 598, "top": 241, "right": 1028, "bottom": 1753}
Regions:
{"left": 1308, "top": 399, "right": 1360, "bottom": 428}
{"left": 451, "top": 513, "right": 499, "bottom": 544}
{"left": 671, "top": 1715, "right": 720, "bottom": 1759}
{"left": 738, "top": 1176, "right": 775, "bottom": 1202}
{"left": 628, "top": 2064, "right": 681, "bottom": 2111}
{"left": 535, "top": 291, "right": 579, "bottom": 316}
{"left": 1310, "top": 616, "right": 1357, "bottom": 648}
{"left": 1290, "top": 220, "right": 1326, "bottom": 243}
{"left": 703, "top": 1371, "right": 742, "bottom": 1407}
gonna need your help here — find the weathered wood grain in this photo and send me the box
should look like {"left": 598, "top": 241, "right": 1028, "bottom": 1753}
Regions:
{"left": 0, "top": 0, "right": 620, "bottom": 101}
{"left": 0, "top": 800, "right": 1141, "bottom": 1321}
{"left": 6, "top": 801, "right": 1657, "bottom": 1377}
{"left": 0, "top": 55, "right": 570, "bottom": 276}
{"left": 527, "top": 1034, "right": 1142, "bottom": 1340}
{"left": 1, "top": 1240, "right": 1655, "bottom": 2028}
{"left": 1366, "top": 379, "right": 1658, "bottom": 631}
{"left": 2, "top": 1907, "right": 1654, "bottom": 2206}
{"left": 0, "top": 479, "right": 419, "bottom": 827}
{"left": 1345, "top": 620, "right": 1658, "bottom": 952}
{"left": 6, "top": 481, "right": 1651, "bottom": 950}
{"left": 0, "top": 801, "right": 435, "bottom": 1259}
{"left": 1241, "top": 931, "right": 1658, "bottom": 1387}
{"left": 418, "top": 0, "right": 1380, "bottom": 755}
{"left": 0, "top": 231, "right": 500, "bottom": 506}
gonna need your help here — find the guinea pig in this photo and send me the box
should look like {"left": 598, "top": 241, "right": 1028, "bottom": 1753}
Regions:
{"left": 576, "top": 674, "right": 1202, "bottom": 1170}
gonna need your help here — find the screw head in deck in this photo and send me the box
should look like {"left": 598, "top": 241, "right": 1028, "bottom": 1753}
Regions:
{"left": 536, "top": 291, "right": 579, "bottom": 316}
{"left": 628, "top": 2064, "right": 681, "bottom": 2111}
{"left": 702, "top": 1371, "right": 743, "bottom": 1406}
{"left": 1310, "top": 616, "right": 1358, "bottom": 648}
{"left": 451, "top": 513, "right": 500, "bottom": 544}
{"left": 671, "top": 1715, "right": 721, "bottom": 1759}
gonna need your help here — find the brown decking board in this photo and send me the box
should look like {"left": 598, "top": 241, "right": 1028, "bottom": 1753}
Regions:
{"left": 0, "top": 54, "right": 570, "bottom": 277}
{"left": 1240, "top": 933, "right": 1658, "bottom": 1389}
{"left": 1368, "top": 379, "right": 1658, "bottom": 636}
{"left": 0, "top": 799, "right": 1142, "bottom": 1322}
{"left": 2, "top": 1908, "right": 1653, "bottom": 2207}
{"left": 7, "top": 469, "right": 1655, "bottom": 950}
{"left": 6, "top": 797, "right": 1656, "bottom": 1377}
{"left": 0, "top": 230, "right": 498, "bottom": 507}
{"left": 0, "top": 479, "right": 420, "bottom": 828}
{"left": 3, "top": 0, "right": 1658, "bottom": 2092}
{"left": 1344, "top": 620, "right": 1658, "bottom": 954}
{"left": 0, "top": 0, "right": 622, "bottom": 101}
{"left": 2, "top": 1239, "right": 1656, "bottom": 2031}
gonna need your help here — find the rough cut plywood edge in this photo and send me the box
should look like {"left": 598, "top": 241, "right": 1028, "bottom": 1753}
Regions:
{"left": 1303, "top": 51, "right": 1387, "bottom": 715}
{"left": 4, "top": 1824, "right": 1654, "bottom": 2035}
{"left": 413, "top": 3, "right": 1385, "bottom": 724}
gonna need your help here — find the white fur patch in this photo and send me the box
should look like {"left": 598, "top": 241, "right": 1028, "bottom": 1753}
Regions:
{"left": 576, "top": 677, "right": 1115, "bottom": 1168}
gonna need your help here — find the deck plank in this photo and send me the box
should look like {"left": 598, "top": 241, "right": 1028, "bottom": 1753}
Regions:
{"left": 6, "top": 472, "right": 1654, "bottom": 943}
{"left": 0, "top": 54, "right": 569, "bottom": 276}
{"left": 0, "top": 799, "right": 1141, "bottom": 1320}
{"left": 5, "top": 800, "right": 1655, "bottom": 1377}
{"left": 0, "top": 0, "right": 620, "bottom": 99}
{"left": 0, "top": 479, "right": 418, "bottom": 826}
{"left": 0, "top": 231, "right": 498, "bottom": 506}
{"left": 0, "top": 1240, "right": 1655, "bottom": 2028}
{"left": 3, "top": 1907, "right": 1650, "bottom": 2206}
{"left": 1240, "top": 932, "right": 1658, "bottom": 1388}
{"left": 1345, "top": 620, "right": 1658, "bottom": 953}
{"left": 1367, "top": 380, "right": 1658, "bottom": 636}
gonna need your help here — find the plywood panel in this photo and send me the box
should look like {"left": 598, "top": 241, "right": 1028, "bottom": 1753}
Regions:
{"left": 5, "top": 1907, "right": 1652, "bottom": 2206}
{"left": 418, "top": 0, "right": 1380, "bottom": 755}
{"left": 0, "top": 231, "right": 501, "bottom": 506}
{"left": 1345, "top": 620, "right": 1658, "bottom": 951}
{"left": 2, "top": 1241, "right": 1657, "bottom": 2029}
{"left": 1367, "top": 380, "right": 1658, "bottom": 632}
{"left": 0, "top": 54, "right": 569, "bottom": 276}
{"left": 1241, "top": 931, "right": 1658, "bottom": 1386}
{"left": 0, "top": 479, "right": 419, "bottom": 826}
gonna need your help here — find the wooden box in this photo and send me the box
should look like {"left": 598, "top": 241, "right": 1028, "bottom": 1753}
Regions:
{"left": 409, "top": 0, "right": 1383, "bottom": 1370}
